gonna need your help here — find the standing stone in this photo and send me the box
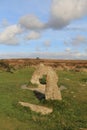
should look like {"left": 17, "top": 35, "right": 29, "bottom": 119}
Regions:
{"left": 45, "top": 68, "right": 62, "bottom": 100}
{"left": 31, "top": 63, "right": 62, "bottom": 100}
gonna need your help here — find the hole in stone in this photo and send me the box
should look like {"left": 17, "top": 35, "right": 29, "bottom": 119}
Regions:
{"left": 39, "top": 75, "right": 47, "bottom": 85}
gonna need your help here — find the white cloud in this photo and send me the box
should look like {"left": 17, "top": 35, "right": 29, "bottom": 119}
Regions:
{"left": 71, "top": 35, "right": 87, "bottom": 46}
{"left": 43, "top": 40, "right": 51, "bottom": 47}
{"left": 1, "top": 19, "right": 9, "bottom": 27}
{"left": 64, "top": 35, "right": 87, "bottom": 47}
{"left": 0, "top": 24, "right": 22, "bottom": 45}
{"left": 47, "top": 0, "right": 87, "bottom": 29}
{"left": 19, "top": 14, "right": 45, "bottom": 30}
{"left": 19, "top": 0, "right": 87, "bottom": 31}
{"left": 26, "top": 31, "right": 41, "bottom": 40}
{"left": 65, "top": 48, "right": 71, "bottom": 52}
{"left": 0, "top": 0, "right": 87, "bottom": 48}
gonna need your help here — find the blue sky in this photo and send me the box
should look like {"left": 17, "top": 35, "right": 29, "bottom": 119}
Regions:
{"left": 0, "top": 0, "right": 87, "bottom": 59}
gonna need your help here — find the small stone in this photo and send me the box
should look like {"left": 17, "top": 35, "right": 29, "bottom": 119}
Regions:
{"left": 60, "top": 85, "right": 67, "bottom": 91}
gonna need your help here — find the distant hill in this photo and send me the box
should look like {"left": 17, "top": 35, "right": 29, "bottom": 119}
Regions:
{"left": 0, "top": 59, "right": 87, "bottom": 72}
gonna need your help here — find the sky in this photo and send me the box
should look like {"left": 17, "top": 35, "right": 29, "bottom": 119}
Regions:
{"left": 0, "top": 0, "right": 87, "bottom": 59}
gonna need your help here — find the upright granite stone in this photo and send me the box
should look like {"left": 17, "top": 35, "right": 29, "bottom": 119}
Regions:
{"left": 45, "top": 68, "right": 62, "bottom": 100}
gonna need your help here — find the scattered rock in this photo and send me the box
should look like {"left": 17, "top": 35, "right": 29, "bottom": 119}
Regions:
{"left": 21, "top": 84, "right": 28, "bottom": 89}
{"left": 19, "top": 101, "right": 53, "bottom": 115}
{"left": 73, "top": 95, "right": 76, "bottom": 98}
{"left": 80, "top": 128, "right": 87, "bottom": 130}
{"left": 20, "top": 64, "right": 62, "bottom": 115}
{"left": 71, "top": 91, "right": 74, "bottom": 94}
{"left": 65, "top": 78, "right": 70, "bottom": 81}
{"left": 80, "top": 83, "right": 86, "bottom": 87}
{"left": 60, "top": 85, "right": 67, "bottom": 91}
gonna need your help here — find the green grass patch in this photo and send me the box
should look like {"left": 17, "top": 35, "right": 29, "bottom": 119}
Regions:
{"left": 39, "top": 75, "right": 47, "bottom": 85}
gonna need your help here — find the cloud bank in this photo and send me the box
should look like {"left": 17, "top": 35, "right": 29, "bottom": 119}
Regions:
{"left": 0, "top": 25, "right": 22, "bottom": 45}
{"left": 1, "top": 0, "right": 87, "bottom": 45}
{"left": 19, "top": 0, "right": 87, "bottom": 30}
{"left": 71, "top": 35, "right": 87, "bottom": 46}
{"left": 0, "top": 0, "right": 87, "bottom": 60}
{"left": 48, "top": 0, "right": 87, "bottom": 29}
{"left": 26, "top": 31, "right": 41, "bottom": 40}
{"left": 19, "top": 15, "right": 45, "bottom": 30}
{"left": 0, "top": 51, "right": 87, "bottom": 60}
{"left": 64, "top": 35, "right": 87, "bottom": 46}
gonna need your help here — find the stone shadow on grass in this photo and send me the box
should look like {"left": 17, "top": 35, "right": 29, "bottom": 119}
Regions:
{"left": 33, "top": 90, "right": 45, "bottom": 100}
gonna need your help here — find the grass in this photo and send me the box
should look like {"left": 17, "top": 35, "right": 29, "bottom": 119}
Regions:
{"left": 39, "top": 75, "right": 47, "bottom": 85}
{"left": 0, "top": 67, "right": 87, "bottom": 130}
